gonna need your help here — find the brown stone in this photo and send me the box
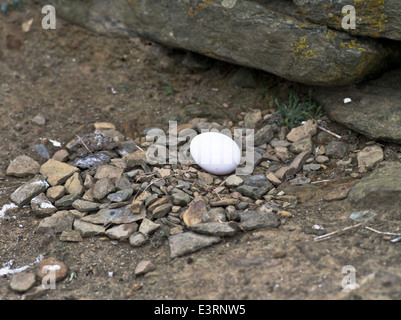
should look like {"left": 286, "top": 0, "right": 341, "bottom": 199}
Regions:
{"left": 181, "top": 200, "right": 208, "bottom": 226}
{"left": 37, "top": 257, "right": 68, "bottom": 282}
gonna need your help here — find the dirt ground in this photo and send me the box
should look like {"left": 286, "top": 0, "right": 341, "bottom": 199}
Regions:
{"left": 1, "top": 4, "right": 401, "bottom": 301}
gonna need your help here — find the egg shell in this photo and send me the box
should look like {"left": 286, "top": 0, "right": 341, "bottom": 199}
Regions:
{"left": 190, "top": 132, "right": 241, "bottom": 175}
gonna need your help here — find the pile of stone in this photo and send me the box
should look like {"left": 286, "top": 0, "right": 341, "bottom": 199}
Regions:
{"left": 4, "top": 111, "right": 385, "bottom": 258}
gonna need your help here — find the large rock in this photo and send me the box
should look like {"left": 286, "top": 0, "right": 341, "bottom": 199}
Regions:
{"left": 313, "top": 68, "right": 401, "bottom": 144}
{"left": 294, "top": 0, "right": 401, "bottom": 41}
{"left": 38, "top": 0, "right": 400, "bottom": 86}
{"left": 348, "top": 162, "right": 401, "bottom": 212}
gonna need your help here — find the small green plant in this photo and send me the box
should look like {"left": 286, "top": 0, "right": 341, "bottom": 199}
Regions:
{"left": 162, "top": 83, "right": 174, "bottom": 97}
{"left": 118, "top": 82, "right": 136, "bottom": 93}
{"left": 275, "top": 90, "right": 322, "bottom": 128}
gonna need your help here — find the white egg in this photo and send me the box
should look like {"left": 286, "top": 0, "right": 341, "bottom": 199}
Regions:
{"left": 189, "top": 132, "right": 241, "bottom": 175}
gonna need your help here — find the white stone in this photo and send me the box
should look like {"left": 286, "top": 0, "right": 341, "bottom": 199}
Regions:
{"left": 190, "top": 132, "right": 241, "bottom": 175}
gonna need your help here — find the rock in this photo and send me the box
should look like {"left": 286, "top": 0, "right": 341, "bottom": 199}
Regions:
{"left": 231, "top": 67, "right": 258, "bottom": 88}
{"left": 244, "top": 109, "right": 262, "bottom": 128}
{"left": 181, "top": 200, "right": 208, "bottom": 226}
{"left": 325, "top": 141, "right": 348, "bottom": 158}
{"left": 235, "top": 175, "right": 273, "bottom": 200}
{"left": 67, "top": 132, "right": 117, "bottom": 154}
{"left": 148, "top": 197, "right": 169, "bottom": 212}
{"left": 210, "top": 199, "right": 239, "bottom": 207}
{"left": 171, "top": 192, "right": 192, "bottom": 206}
{"left": 294, "top": 0, "right": 401, "bottom": 41}
{"left": 20, "top": 285, "right": 48, "bottom": 300}
{"left": 144, "top": 193, "right": 159, "bottom": 207}
{"left": 323, "top": 188, "right": 351, "bottom": 202}
{"left": 188, "top": 222, "right": 239, "bottom": 237}
{"left": 197, "top": 171, "right": 214, "bottom": 185}
{"left": 303, "top": 164, "right": 321, "bottom": 171}
{"left": 357, "top": 145, "right": 384, "bottom": 172}
{"left": 54, "top": 194, "right": 80, "bottom": 207}
{"left": 289, "top": 176, "right": 311, "bottom": 186}
{"left": 40, "top": 159, "right": 80, "bottom": 186}
{"left": 152, "top": 203, "right": 173, "bottom": 219}
{"left": 37, "top": 257, "right": 68, "bottom": 282}
{"left": 238, "top": 211, "right": 280, "bottom": 230}
{"left": 31, "top": 144, "right": 50, "bottom": 159}
{"left": 105, "top": 222, "right": 138, "bottom": 240}
{"left": 270, "top": 139, "right": 291, "bottom": 148}
{"left": 139, "top": 218, "right": 160, "bottom": 235}
{"left": 349, "top": 210, "right": 377, "bottom": 223}
{"left": 73, "top": 153, "right": 111, "bottom": 169}
{"left": 81, "top": 206, "right": 145, "bottom": 225}
{"left": 274, "top": 150, "right": 311, "bottom": 180}
{"left": 64, "top": 172, "right": 84, "bottom": 195}
{"left": 168, "top": 232, "right": 221, "bottom": 258}
{"left": 45, "top": 0, "right": 400, "bottom": 86}
{"left": 314, "top": 68, "right": 401, "bottom": 144}
{"left": 46, "top": 186, "right": 65, "bottom": 202}
{"left": 92, "top": 178, "right": 116, "bottom": 201}
{"left": 6, "top": 155, "right": 40, "bottom": 177}
{"left": 30, "top": 193, "right": 57, "bottom": 218}
{"left": 32, "top": 114, "right": 46, "bottom": 126}
{"left": 315, "top": 155, "right": 329, "bottom": 164}
{"left": 94, "top": 122, "right": 116, "bottom": 130}
{"left": 135, "top": 260, "right": 156, "bottom": 276}
{"left": 156, "top": 168, "right": 171, "bottom": 179}
{"left": 290, "top": 137, "right": 313, "bottom": 154}
{"left": 225, "top": 175, "right": 243, "bottom": 188}
{"left": 59, "top": 230, "right": 83, "bottom": 242}
{"left": 10, "top": 175, "right": 49, "bottom": 206}
{"left": 286, "top": 120, "right": 317, "bottom": 142}
{"left": 266, "top": 172, "right": 282, "bottom": 186}
{"left": 94, "top": 164, "right": 123, "bottom": 180}
{"left": 71, "top": 199, "right": 100, "bottom": 212}
{"left": 107, "top": 189, "right": 134, "bottom": 202}
{"left": 9, "top": 272, "right": 37, "bottom": 293}
{"left": 254, "top": 124, "right": 275, "bottom": 146}
{"left": 37, "top": 210, "right": 75, "bottom": 234}
{"left": 349, "top": 162, "right": 401, "bottom": 211}
{"left": 274, "top": 147, "right": 290, "bottom": 163}
{"left": 52, "top": 149, "right": 69, "bottom": 162}
{"left": 202, "top": 207, "right": 226, "bottom": 223}
{"left": 129, "top": 232, "right": 147, "bottom": 247}
{"left": 123, "top": 150, "right": 147, "bottom": 169}
{"left": 73, "top": 219, "right": 106, "bottom": 237}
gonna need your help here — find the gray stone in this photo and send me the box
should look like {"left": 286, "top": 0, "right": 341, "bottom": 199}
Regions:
{"left": 30, "top": 193, "right": 57, "bottom": 218}
{"left": 31, "top": 144, "right": 50, "bottom": 159}
{"left": 349, "top": 211, "right": 377, "bottom": 223}
{"left": 254, "top": 124, "right": 275, "bottom": 146}
{"left": 105, "top": 222, "right": 138, "bottom": 240}
{"left": 72, "top": 199, "right": 100, "bottom": 212}
{"left": 152, "top": 203, "right": 173, "bottom": 219}
{"left": 225, "top": 175, "right": 243, "bottom": 188}
{"left": 290, "top": 176, "right": 311, "bottom": 186}
{"left": 294, "top": 0, "right": 401, "bottom": 41}
{"left": 94, "top": 164, "right": 124, "bottom": 180}
{"left": 168, "top": 232, "right": 221, "bottom": 258}
{"left": 39, "top": 159, "right": 79, "bottom": 186}
{"left": 238, "top": 211, "right": 280, "bottom": 230}
{"left": 54, "top": 194, "right": 80, "bottom": 207}
{"left": 202, "top": 208, "right": 227, "bottom": 223}
{"left": 81, "top": 205, "right": 145, "bottom": 225}
{"left": 42, "top": 0, "right": 400, "bottom": 86}
{"left": 235, "top": 174, "right": 273, "bottom": 200}
{"left": 188, "top": 222, "right": 239, "bottom": 237}
{"left": 135, "top": 260, "right": 156, "bottom": 276}
{"left": 107, "top": 188, "right": 134, "bottom": 202}
{"left": 6, "top": 155, "right": 40, "bottom": 177}
{"left": 129, "top": 232, "right": 147, "bottom": 247}
{"left": 349, "top": 162, "right": 401, "bottom": 211}
{"left": 93, "top": 177, "right": 116, "bottom": 201}
{"left": 290, "top": 138, "right": 313, "bottom": 154}
{"left": 325, "top": 141, "right": 349, "bottom": 158}
{"left": 314, "top": 68, "right": 401, "bottom": 144}
{"left": 37, "top": 210, "right": 75, "bottom": 234}
{"left": 10, "top": 175, "right": 49, "bottom": 207}
{"left": 244, "top": 109, "right": 262, "bottom": 129}
{"left": 73, "top": 153, "right": 111, "bottom": 169}
{"left": 59, "top": 230, "right": 83, "bottom": 242}
{"left": 73, "top": 219, "right": 106, "bottom": 237}
{"left": 9, "top": 272, "right": 36, "bottom": 293}
{"left": 114, "top": 176, "right": 132, "bottom": 190}
{"left": 231, "top": 67, "right": 258, "bottom": 88}
{"left": 139, "top": 218, "right": 160, "bottom": 235}
{"left": 123, "top": 150, "right": 147, "bottom": 169}
{"left": 171, "top": 192, "right": 192, "bottom": 206}
{"left": 303, "top": 164, "right": 322, "bottom": 171}
{"left": 357, "top": 145, "right": 384, "bottom": 171}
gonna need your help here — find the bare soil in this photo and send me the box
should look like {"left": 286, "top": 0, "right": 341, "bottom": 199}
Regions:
{"left": 1, "top": 4, "right": 401, "bottom": 300}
